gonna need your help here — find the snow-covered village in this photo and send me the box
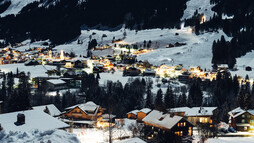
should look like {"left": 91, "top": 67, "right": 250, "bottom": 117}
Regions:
{"left": 0, "top": 0, "right": 254, "bottom": 143}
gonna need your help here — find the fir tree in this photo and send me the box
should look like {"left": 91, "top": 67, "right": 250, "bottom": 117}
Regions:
{"left": 154, "top": 89, "right": 164, "bottom": 111}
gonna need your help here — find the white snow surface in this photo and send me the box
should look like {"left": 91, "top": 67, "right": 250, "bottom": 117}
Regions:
{"left": 0, "top": 63, "right": 56, "bottom": 78}
{"left": 0, "top": 129, "right": 80, "bottom": 143}
{"left": 32, "top": 104, "right": 61, "bottom": 116}
{"left": 171, "top": 107, "right": 217, "bottom": 116}
{"left": 0, "top": 0, "right": 40, "bottom": 17}
{"left": 0, "top": 110, "right": 69, "bottom": 132}
{"left": 142, "top": 110, "right": 183, "bottom": 130}
{"left": 116, "top": 137, "right": 146, "bottom": 143}
{"left": 181, "top": 0, "right": 215, "bottom": 21}
{"left": 206, "top": 137, "right": 254, "bottom": 143}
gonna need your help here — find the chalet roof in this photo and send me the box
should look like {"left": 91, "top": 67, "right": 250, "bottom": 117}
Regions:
{"left": 65, "top": 101, "right": 100, "bottom": 116}
{"left": 170, "top": 107, "right": 217, "bottom": 116}
{"left": 144, "top": 69, "right": 156, "bottom": 74}
{"left": 47, "top": 79, "right": 66, "bottom": 85}
{"left": 116, "top": 137, "right": 146, "bottom": 143}
{"left": 0, "top": 110, "right": 69, "bottom": 132}
{"left": 139, "top": 108, "right": 152, "bottom": 114}
{"left": 127, "top": 110, "right": 139, "bottom": 115}
{"left": 228, "top": 107, "right": 254, "bottom": 118}
{"left": 142, "top": 110, "right": 183, "bottom": 130}
{"left": 32, "top": 104, "right": 61, "bottom": 116}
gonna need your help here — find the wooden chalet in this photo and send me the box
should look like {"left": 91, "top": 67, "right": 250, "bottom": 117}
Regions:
{"left": 63, "top": 101, "right": 104, "bottom": 125}
{"left": 142, "top": 110, "right": 193, "bottom": 139}
{"left": 137, "top": 108, "right": 152, "bottom": 121}
{"left": 228, "top": 107, "right": 254, "bottom": 132}
{"left": 127, "top": 110, "right": 139, "bottom": 119}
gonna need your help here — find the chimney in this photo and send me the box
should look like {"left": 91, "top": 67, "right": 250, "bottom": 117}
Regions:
{"left": 15, "top": 113, "right": 25, "bottom": 126}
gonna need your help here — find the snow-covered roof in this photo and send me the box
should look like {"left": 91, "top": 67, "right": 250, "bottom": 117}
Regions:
{"left": 0, "top": 110, "right": 69, "bottom": 132}
{"left": 116, "top": 137, "right": 147, "bottom": 143}
{"left": 0, "top": 101, "right": 2, "bottom": 104}
{"left": 127, "top": 110, "right": 140, "bottom": 115}
{"left": 65, "top": 101, "right": 100, "bottom": 115}
{"left": 228, "top": 107, "right": 254, "bottom": 118}
{"left": 142, "top": 110, "right": 183, "bottom": 130}
{"left": 32, "top": 104, "right": 61, "bottom": 116}
{"left": 170, "top": 107, "right": 217, "bottom": 116}
{"left": 47, "top": 79, "right": 66, "bottom": 85}
{"left": 139, "top": 108, "right": 152, "bottom": 114}
{"left": 144, "top": 68, "right": 156, "bottom": 74}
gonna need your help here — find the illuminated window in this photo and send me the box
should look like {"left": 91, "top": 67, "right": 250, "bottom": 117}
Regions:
{"left": 247, "top": 115, "right": 251, "bottom": 118}
{"left": 181, "top": 123, "right": 183, "bottom": 126}
{"left": 251, "top": 120, "right": 253, "bottom": 123}
{"left": 180, "top": 131, "right": 183, "bottom": 136}
{"left": 184, "top": 122, "right": 186, "bottom": 126}
{"left": 242, "top": 119, "right": 245, "bottom": 123}
{"left": 242, "top": 115, "right": 245, "bottom": 118}
{"left": 178, "top": 123, "right": 180, "bottom": 126}
{"left": 209, "top": 120, "right": 213, "bottom": 124}
{"left": 244, "top": 126, "right": 248, "bottom": 130}
{"left": 188, "top": 127, "right": 192, "bottom": 136}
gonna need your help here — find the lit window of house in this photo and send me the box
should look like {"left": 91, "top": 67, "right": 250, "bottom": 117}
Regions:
{"left": 242, "top": 119, "right": 245, "bottom": 123}
{"left": 244, "top": 126, "right": 248, "bottom": 130}
{"left": 250, "top": 120, "right": 254, "bottom": 124}
{"left": 247, "top": 115, "right": 251, "bottom": 118}
{"left": 242, "top": 115, "right": 245, "bottom": 118}
{"left": 184, "top": 122, "right": 186, "bottom": 126}
{"left": 188, "top": 127, "right": 192, "bottom": 136}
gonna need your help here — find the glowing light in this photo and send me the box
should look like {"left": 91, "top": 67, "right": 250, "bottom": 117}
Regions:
{"left": 200, "top": 14, "right": 206, "bottom": 24}
{"left": 60, "top": 50, "right": 64, "bottom": 60}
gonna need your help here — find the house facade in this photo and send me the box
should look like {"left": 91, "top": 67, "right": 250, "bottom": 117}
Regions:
{"left": 64, "top": 101, "right": 103, "bottom": 121}
{"left": 142, "top": 110, "right": 193, "bottom": 141}
{"left": 229, "top": 107, "right": 254, "bottom": 132}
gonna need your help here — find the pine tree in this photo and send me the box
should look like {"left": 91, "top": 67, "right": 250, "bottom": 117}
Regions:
{"left": 164, "top": 86, "right": 175, "bottom": 108}
{"left": 154, "top": 89, "right": 164, "bottom": 111}
{"left": 178, "top": 92, "right": 187, "bottom": 107}
{"left": 145, "top": 88, "right": 152, "bottom": 108}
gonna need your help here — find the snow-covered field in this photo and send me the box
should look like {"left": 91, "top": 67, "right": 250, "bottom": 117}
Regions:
{"left": 73, "top": 118, "right": 136, "bottom": 143}
{"left": 181, "top": 0, "right": 215, "bottom": 21}
{"left": 206, "top": 137, "right": 254, "bottom": 143}
{"left": 0, "top": 129, "right": 80, "bottom": 143}
{"left": 0, "top": 63, "right": 56, "bottom": 78}
{"left": 0, "top": 0, "right": 40, "bottom": 17}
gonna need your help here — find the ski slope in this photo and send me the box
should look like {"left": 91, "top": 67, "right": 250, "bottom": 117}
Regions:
{"left": 0, "top": 0, "right": 40, "bottom": 17}
{"left": 181, "top": 0, "right": 215, "bottom": 21}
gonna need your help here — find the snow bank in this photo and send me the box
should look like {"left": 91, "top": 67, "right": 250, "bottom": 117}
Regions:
{"left": 0, "top": 129, "right": 80, "bottom": 143}
{"left": 206, "top": 137, "right": 254, "bottom": 143}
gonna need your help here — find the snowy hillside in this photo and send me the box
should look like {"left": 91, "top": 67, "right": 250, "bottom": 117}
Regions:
{"left": 0, "top": 0, "right": 40, "bottom": 17}
{"left": 181, "top": 0, "right": 215, "bottom": 21}
{"left": 0, "top": 129, "right": 80, "bottom": 143}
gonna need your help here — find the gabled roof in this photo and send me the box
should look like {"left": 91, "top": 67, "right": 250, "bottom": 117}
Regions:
{"left": 142, "top": 110, "right": 184, "bottom": 130}
{"left": 116, "top": 137, "right": 146, "bottom": 143}
{"left": 127, "top": 110, "right": 140, "bottom": 115}
{"left": 228, "top": 107, "right": 254, "bottom": 118}
{"left": 0, "top": 110, "right": 69, "bottom": 132}
{"left": 47, "top": 79, "right": 66, "bottom": 85}
{"left": 170, "top": 107, "right": 217, "bottom": 116}
{"left": 65, "top": 101, "right": 100, "bottom": 116}
{"left": 32, "top": 104, "right": 61, "bottom": 116}
{"left": 138, "top": 108, "right": 152, "bottom": 114}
